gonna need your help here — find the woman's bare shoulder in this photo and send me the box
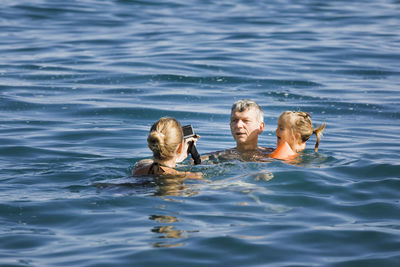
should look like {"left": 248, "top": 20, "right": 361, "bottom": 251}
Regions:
{"left": 160, "top": 168, "right": 203, "bottom": 180}
{"left": 132, "top": 159, "right": 202, "bottom": 180}
{"left": 132, "top": 164, "right": 151, "bottom": 176}
{"left": 132, "top": 159, "right": 154, "bottom": 176}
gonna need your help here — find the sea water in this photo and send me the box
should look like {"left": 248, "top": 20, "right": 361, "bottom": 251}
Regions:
{"left": 1, "top": 0, "right": 399, "bottom": 266}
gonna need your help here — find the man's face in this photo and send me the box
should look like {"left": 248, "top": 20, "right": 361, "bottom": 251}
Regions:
{"left": 230, "top": 108, "right": 264, "bottom": 147}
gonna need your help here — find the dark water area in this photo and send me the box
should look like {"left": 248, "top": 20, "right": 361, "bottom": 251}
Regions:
{"left": 1, "top": 0, "right": 400, "bottom": 266}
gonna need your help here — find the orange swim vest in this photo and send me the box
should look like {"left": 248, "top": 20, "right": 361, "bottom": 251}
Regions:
{"left": 269, "top": 142, "right": 298, "bottom": 160}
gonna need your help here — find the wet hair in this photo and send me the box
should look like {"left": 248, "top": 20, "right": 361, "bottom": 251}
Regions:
{"left": 147, "top": 117, "right": 183, "bottom": 160}
{"left": 231, "top": 99, "right": 264, "bottom": 123}
{"left": 280, "top": 111, "right": 326, "bottom": 152}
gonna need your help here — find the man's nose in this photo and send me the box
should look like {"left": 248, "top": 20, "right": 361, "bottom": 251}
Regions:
{"left": 236, "top": 120, "right": 244, "bottom": 128}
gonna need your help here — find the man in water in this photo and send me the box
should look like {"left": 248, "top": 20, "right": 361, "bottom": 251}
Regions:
{"left": 201, "top": 99, "right": 273, "bottom": 162}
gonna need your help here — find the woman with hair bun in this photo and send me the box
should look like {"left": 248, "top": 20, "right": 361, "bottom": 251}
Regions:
{"left": 269, "top": 111, "right": 326, "bottom": 160}
{"left": 132, "top": 117, "right": 202, "bottom": 180}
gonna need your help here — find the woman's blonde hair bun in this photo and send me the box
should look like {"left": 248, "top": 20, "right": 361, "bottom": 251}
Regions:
{"left": 147, "top": 117, "right": 183, "bottom": 160}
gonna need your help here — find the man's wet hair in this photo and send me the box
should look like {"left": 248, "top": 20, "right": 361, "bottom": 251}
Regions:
{"left": 231, "top": 99, "right": 264, "bottom": 123}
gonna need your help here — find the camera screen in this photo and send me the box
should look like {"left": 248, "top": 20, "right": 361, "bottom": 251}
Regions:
{"left": 182, "top": 125, "right": 194, "bottom": 138}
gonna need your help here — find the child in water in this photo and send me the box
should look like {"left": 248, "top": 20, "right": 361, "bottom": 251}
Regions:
{"left": 269, "top": 111, "right": 325, "bottom": 160}
{"left": 132, "top": 117, "right": 202, "bottom": 179}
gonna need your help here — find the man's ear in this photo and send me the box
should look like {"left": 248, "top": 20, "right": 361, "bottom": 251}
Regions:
{"left": 259, "top": 121, "right": 265, "bottom": 133}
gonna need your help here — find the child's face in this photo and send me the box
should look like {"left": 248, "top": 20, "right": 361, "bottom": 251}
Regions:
{"left": 275, "top": 115, "right": 297, "bottom": 149}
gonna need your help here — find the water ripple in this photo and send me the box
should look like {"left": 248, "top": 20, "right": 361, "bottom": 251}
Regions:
{"left": 1, "top": 0, "right": 400, "bottom": 266}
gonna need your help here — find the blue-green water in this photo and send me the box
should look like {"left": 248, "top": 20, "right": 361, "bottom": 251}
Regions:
{"left": 1, "top": 0, "right": 400, "bottom": 266}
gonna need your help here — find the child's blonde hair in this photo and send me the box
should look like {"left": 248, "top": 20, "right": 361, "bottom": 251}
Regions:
{"left": 281, "top": 111, "right": 326, "bottom": 152}
{"left": 147, "top": 117, "right": 183, "bottom": 160}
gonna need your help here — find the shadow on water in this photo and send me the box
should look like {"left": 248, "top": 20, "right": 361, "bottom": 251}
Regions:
{"left": 149, "top": 214, "right": 201, "bottom": 248}
{"left": 90, "top": 170, "right": 205, "bottom": 248}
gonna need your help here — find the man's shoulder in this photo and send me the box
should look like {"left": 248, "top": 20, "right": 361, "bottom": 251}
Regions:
{"left": 200, "top": 148, "right": 239, "bottom": 163}
{"left": 258, "top": 146, "right": 274, "bottom": 153}
{"left": 201, "top": 146, "right": 275, "bottom": 163}
{"left": 201, "top": 148, "right": 236, "bottom": 157}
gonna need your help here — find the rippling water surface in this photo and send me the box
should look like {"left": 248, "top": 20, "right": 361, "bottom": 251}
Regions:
{"left": 1, "top": 0, "right": 400, "bottom": 266}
